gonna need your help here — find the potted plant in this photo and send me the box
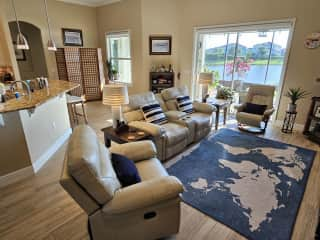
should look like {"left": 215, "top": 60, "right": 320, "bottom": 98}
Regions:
{"left": 285, "top": 87, "right": 310, "bottom": 112}
{"left": 216, "top": 86, "right": 234, "bottom": 100}
{"left": 106, "top": 61, "right": 119, "bottom": 81}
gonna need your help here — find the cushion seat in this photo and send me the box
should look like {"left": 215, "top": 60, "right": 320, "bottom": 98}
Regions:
{"left": 161, "top": 122, "right": 189, "bottom": 145}
{"left": 136, "top": 158, "right": 168, "bottom": 181}
{"left": 188, "top": 112, "right": 211, "bottom": 129}
{"left": 236, "top": 111, "right": 263, "bottom": 127}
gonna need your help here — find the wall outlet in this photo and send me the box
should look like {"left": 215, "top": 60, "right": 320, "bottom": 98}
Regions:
{"left": 52, "top": 121, "right": 56, "bottom": 129}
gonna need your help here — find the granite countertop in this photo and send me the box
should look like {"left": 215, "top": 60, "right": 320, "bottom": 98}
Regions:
{"left": 0, "top": 80, "right": 80, "bottom": 114}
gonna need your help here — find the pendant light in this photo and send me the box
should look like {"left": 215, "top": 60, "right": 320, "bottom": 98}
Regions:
{"left": 44, "top": 0, "right": 56, "bottom": 51}
{"left": 11, "top": 0, "right": 29, "bottom": 50}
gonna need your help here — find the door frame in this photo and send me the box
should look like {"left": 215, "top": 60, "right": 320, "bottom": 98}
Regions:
{"left": 191, "top": 18, "right": 296, "bottom": 119}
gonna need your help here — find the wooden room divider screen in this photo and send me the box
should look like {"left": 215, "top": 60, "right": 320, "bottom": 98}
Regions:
{"left": 55, "top": 48, "right": 106, "bottom": 101}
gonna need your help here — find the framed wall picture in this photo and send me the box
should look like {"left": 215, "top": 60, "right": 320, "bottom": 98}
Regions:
{"left": 149, "top": 36, "right": 172, "bottom": 55}
{"left": 62, "top": 28, "right": 83, "bottom": 46}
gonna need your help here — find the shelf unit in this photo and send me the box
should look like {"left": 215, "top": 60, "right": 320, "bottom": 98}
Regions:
{"left": 303, "top": 96, "right": 320, "bottom": 144}
{"left": 150, "top": 72, "right": 174, "bottom": 94}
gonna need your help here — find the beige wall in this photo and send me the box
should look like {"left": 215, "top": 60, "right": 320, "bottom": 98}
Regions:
{"left": 20, "top": 95, "right": 70, "bottom": 165}
{"left": 1, "top": 0, "right": 98, "bottom": 80}
{"left": 176, "top": 0, "right": 320, "bottom": 124}
{"left": 141, "top": 0, "right": 180, "bottom": 89}
{"left": 9, "top": 22, "right": 48, "bottom": 79}
{"left": 96, "top": 0, "right": 143, "bottom": 95}
{"left": 0, "top": 111, "right": 31, "bottom": 176}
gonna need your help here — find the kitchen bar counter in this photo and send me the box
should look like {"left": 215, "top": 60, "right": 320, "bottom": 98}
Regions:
{"left": 0, "top": 80, "right": 79, "bottom": 114}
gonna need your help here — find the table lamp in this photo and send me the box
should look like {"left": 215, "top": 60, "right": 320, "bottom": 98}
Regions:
{"left": 198, "top": 72, "right": 213, "bottom": 102}
{"left": 103, "top": 84, "right": 129, "bottom": 129}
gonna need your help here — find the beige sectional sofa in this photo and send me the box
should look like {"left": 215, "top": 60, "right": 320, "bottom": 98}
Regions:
{"left": 60, "top": 125, "right": 183, "bottom": 240}
{"left": 122, "top": 87, "right": 216, "bottom": 161}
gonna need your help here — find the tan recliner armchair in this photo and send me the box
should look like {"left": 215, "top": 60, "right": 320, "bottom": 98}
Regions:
{"left": 60, "top": 125, "right": 183, "bottom": 240}
{"left": 122, "top": 92, "right": 189, "bottom": 161}
{"left": 158, "top": 86, "right": 216, "bottom": 143}
{"left": 235, "top": 84, "right": 275, "bottom": 132}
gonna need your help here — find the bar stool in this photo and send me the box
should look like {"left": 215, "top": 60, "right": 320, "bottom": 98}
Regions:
{"left": 66, "top": 94, "right": 88, "bottom": 128}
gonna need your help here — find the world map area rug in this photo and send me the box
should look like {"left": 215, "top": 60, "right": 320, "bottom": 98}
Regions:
{"left": 167, "top": 129, "right": 316, "bottom": 240}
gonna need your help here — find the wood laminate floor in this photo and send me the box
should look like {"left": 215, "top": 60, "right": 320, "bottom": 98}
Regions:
{"left": 0, "top": 101, "right": 319, "bottom": 240}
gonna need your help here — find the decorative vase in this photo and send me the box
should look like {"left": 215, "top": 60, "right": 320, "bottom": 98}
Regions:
{"left": 288, "top": 103, "right": 296, "bottom": 112}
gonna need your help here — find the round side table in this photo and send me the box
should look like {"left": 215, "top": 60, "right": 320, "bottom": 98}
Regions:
{"left": 282, "top": 111, "right": 297, "bottom": 133}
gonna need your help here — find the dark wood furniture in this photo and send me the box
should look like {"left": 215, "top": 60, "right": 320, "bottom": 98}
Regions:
{"left": 150, "top": 72, "right": 174, "bottom": 93}
{"left": 282, "top": 111, "right": 297, "bottom": 133}
{"left": 55, "top": 48, "right": 106, "bottom": 100}
{"left": 207, "top": 98, "right": 231, "bottom": 130}
{"left": 101, "top": 126, "right": 151, "bottom": 148}
{"left": 303, "top": 97, "right": 320, "bottom": 144}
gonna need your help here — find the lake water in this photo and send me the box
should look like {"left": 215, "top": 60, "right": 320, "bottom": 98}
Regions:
{"left": 208, "top": 65, "right": 283, "bottom": 86}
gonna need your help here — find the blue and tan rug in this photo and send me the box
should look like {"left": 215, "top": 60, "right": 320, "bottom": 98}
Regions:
{"left": 167, "top": 129, "right": 316, "bottom": 240}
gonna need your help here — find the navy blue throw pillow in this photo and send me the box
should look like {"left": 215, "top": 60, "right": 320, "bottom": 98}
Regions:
{"left": 244, "top": 102, "right": 267, "bottom": 115}
{"left": 111, "top": 153, "right": 141, "bottom": 187}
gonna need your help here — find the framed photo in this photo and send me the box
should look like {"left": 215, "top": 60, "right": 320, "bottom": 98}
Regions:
{"left": 62, "top": 28, "right": 83, "bottom": 46}
{"left": 149, "top": 36, "right": 172, "bottom": 55}
{"left": 13, "top": 42, "right": 26, "bottom": 61}
{"left": 314, "top": 106, "right": 320, "bottom": 118}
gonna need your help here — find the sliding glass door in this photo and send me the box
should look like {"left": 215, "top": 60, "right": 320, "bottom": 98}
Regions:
{"left": 193, "top": 20, "right": 294, "bottom": 110}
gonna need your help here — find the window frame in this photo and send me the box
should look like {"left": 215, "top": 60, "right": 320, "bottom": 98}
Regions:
{"left": 106, "top": 30, "right": 132, "bottom": 85}
{"left": 192, "top": 19, "right": 296, "bottom": 119}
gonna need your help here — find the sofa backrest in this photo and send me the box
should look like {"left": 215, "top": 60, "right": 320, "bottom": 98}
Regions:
{"left": 123, "top": 91, "right": 158, "bottom": 123}
{"left": 60, "top": 125, "right": 121, "bottom": 212}
{"left": 246, "top": 84, "right": 275, "bottom": 109}
{"left": 160, "top": 86, "right": 189, "bottom": 111}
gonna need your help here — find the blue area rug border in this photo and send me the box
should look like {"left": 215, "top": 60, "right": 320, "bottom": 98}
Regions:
{"left": 167, "top": 128, "right": 317, "bottom": 240}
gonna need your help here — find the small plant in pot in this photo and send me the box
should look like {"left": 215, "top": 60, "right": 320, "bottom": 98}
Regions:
{"left": 285, "top": 87, "right": 310, "bottom": 112}
{"left": 216, "top": 86, "right": 234, "bottom": 100}
{"left": 106, "top": 61, "right": 119, "bottom": 81}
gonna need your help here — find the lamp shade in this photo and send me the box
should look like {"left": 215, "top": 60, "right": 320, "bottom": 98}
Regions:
{"left": 198, "top": 72, "right": 213, "bottom": 85}
{"left": 103, "top": 84, "right": 129, "bottom": 106}
{"left": 16, "top": 32, "right": 29, "bottom": 50}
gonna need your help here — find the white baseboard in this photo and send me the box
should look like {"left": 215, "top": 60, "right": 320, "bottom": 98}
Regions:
{"left": 0, "top": 166, "right": 34, "bottom": 188}
{"left": 32, "top": 128, "right": 72, "bottom": 173}
{"left": 274, "top": 120, "right": 304, "bottom": 131}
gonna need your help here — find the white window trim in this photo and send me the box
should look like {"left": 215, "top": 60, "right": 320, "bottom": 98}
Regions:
{"left": 106, "top": 30, "right": 133, "bottom": 85}
{"left": 191, "top": 18, "right": 296, "bottom": 119}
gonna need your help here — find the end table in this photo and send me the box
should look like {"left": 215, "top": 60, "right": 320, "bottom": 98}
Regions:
{"left": 101, "top": 126, "right": 151, "bottom": 148}
{"left": 282, "top": 111, "right": 297, "bottom": 133}
{"left": 207, "top": 98, "right": 231, "bottom": 130}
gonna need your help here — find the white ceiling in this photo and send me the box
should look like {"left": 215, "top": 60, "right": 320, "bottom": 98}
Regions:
{"left": 57, "top": 0, "right": 121, "bottom": 7}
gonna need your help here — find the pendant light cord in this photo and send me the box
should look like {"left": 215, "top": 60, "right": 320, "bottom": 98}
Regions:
{"left": 11, "top": 0, "right": 22, "bottom": 34}
{"left": 44, "top": 0, "right": 53, "bottom": 40}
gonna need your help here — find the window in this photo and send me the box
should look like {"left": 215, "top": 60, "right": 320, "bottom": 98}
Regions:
{"left": 193, "top": 20, "right": 294, "bottom": 108}
{"left": 106, "top": 31, "right": 132, "bottom": 84}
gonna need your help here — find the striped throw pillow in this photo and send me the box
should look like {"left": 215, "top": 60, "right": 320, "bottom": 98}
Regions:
{"left": 176, "top": 95, "right": 193, "bottom": 114}
{"left": 141, "top": 103, "right": 168, "bottom": 125}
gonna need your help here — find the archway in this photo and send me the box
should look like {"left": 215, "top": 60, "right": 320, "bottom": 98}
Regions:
{"left": 8, "top": 21, "right": 48, "bottom": 80}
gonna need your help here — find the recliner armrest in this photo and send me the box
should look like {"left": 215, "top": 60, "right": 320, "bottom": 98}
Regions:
{"left": 164, "top": 111, "right": 187, "bottom": 120}
{"left": 128, "top": 121, "right": 164, "bottom": 137}
{"left": 110, "top": 141, "right": 157, "bottom": 162}
{"left": 103, "top": 176, "right": 184, "bottom": 215}
{"left": 193, "top": 102, "right": 216, "bottom": 114}
{"left": 263, "top": 108, "right": 275, "bottom": 119}
{"left": 234, "top": 103, "right": 246, "bottom": 112}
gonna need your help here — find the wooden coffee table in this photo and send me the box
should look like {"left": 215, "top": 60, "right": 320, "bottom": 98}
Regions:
{"left": 207, "top": 98, "right": 231, "bottom": 130}
{"left": 101, "top": 126, "right": 151, "bottom": 148}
